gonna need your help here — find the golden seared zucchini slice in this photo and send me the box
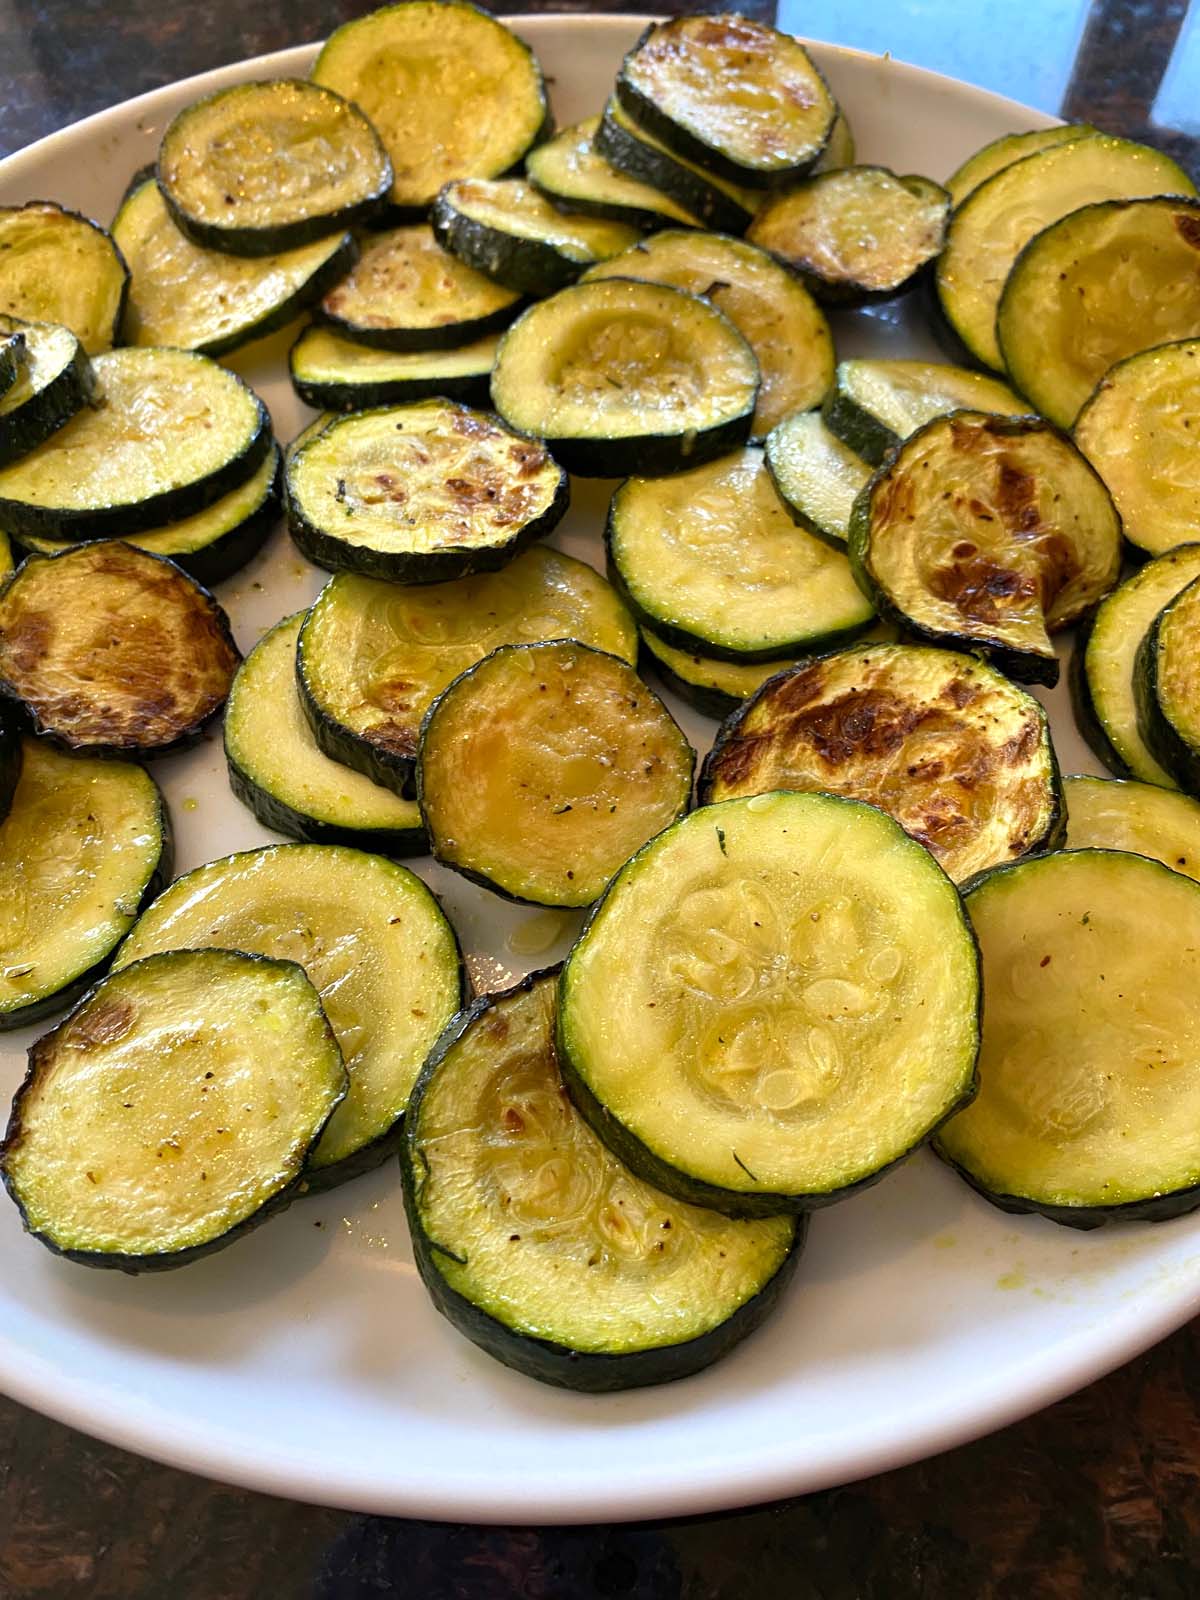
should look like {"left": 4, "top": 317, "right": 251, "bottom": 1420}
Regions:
{"left": 764, "top": 411, "right": 870, "bottom": 548}
{"left": 284, "top": 398, "right": 568, "bottom": 582}
{"left": 1, "top": 949, "right": 346, "bottom": 1268}
{"left": 820, "top": 358, "right": 1029, "bottom": 468}
{"left": 402, "top": 969, "right": 801, "bottom": 1391}
{"left": 491, "top": 279, "right": 759, "bottom": 479}
{"left": 419, "top": 640, "right": 694, "bottom": 907}
{"left": 0, "top": 316, "right": 93, "bottom": 470}
{"left": 944, "top": 124, "right": 1096, "bottom": 207}
{"left": 114, "top": 843, "right": 464, "bottom": 1187}
{"left": 558, "top": 791, "right": 981, "bottom": 1216}
{"left": 616, "top": 16, "right": 836, "bottom": 189}
{"left": 1135, "top": 574, "right": 1200, "bottom": 793}
{"left": 525, "top": 117, "right": 701, "bottom": 232}
{"left": 640, "top": 630, "right": 801, "bottom": 721}
{"left": 594, "top": 95, "right": 763, "bottom": 233}
{"left": 700, "top": 642, "right": 1063, "bottom": 882}
{"left": 0, "top": 202, "right": 128, "bottom": 355}
{"left": 849, "top": 411, "right": 1121, "bottom": 686}
{"left": 0, "top": 542, "right": 240, "bottom": 756}
{"left": 582, "top": 230, "right": 832, "bottom": 439}
{"left": 936, "top": 850, "right": 1200, "bottom": 1227}
{"left": 1063, "top": 774, "right": 1200, "bottom": 882}
{"left": 297, "top": 547, "right": 638, "bottom": 795}
{"left": 289, "top": 325, "right": 499, "bottom": 413}
{"left": 607, "top": 446, "right": 874, "bottom": 663}
{"left": 0, "top": 740, "right": 170, "bottom": 1031}
{"left": 748, "top": 167, "right": 950, "bottom": 306}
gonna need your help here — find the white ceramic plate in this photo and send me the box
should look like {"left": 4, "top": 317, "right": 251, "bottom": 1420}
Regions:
{"left": 1, "top": 15, "right": 1196, "bottom": 1525}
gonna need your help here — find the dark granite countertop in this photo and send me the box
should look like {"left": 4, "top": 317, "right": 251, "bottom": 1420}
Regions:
{"left": 1, "top": 2, "right": 1199, "bottom": 1595}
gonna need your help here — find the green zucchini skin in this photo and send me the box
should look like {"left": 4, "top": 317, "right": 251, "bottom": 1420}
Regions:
{"left": 431, "top": 188, "right": 588, "bottom": 298}
{"left": 0, "top": 320, "right": 95, "bottom": 471}
{"left": 553, "top": 409, "right": 754, "bottom": 483}
{"left": 1135, "top": 600, "right": 1200, "bottom": 793}
{"left": 1068, "top": 606, "right": 1133, "bottom": 778}
{"left": 288, "top": 338, "right": 493, "bottom": 412}
{"left": 934, "top": 1148, "right": 1200, "bottom": 1231}
{"left": 224, "top": 756, "right": 426, "bottom": 860}
{"left": 637, "top": 634, "right": 744, "bottom": 721}
{"left": 296, "top": 665, "right": 415, "bottom": 798}
{"left": 0, "top": 707, "right": 20, "bottom": 824}
{"left": 822, "top": 385, "right": 896, "bottom": 468}
{"left": 594, "top": 99, "right": 756, "bottom": 233}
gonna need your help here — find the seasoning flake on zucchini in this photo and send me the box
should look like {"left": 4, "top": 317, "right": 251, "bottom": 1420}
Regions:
{"left": 0, "top": 316, "right": 94, "bottom": 470}
{"left": 1135, "top": 574, "right": 1200, "bottom": 794}
{"left": 289, "top": 324, "right": 499, "bottom": 412}
{"left": 1063, "top": 774, "right": 1200, "bottom": 883}
{"left": 820, "top": 358, "right": 1029, "bottom": 468}
{"left": 0, "top": 202, "right": 129, "bottom": 356}
{"left": 526, "top": 117, "right": 701, "bottom": 231}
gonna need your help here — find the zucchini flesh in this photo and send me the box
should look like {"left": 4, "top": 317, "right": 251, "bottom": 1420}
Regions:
{"left": 0, "top": 533, "right": 10, "bottom": 582}
{"left": 490, "top": 279, "right": 759, "bottom": 479}
{"left": 0, "top": 316, "right": 94, "bottom": 470}
{"left": 297, "top": 546, "right": 638, "bottom": 794}
{"left": 114, "top": 844, "right": 463, "bottom": 1183}
{"left": 0, "top": 705, "right": 16, "bottom": 822}
{"left": 312, "top": 1, "right": 549, "bottom": 214}
{"left": 402, "top": 970, "right": 799, "bottom": 1392}
{"left": 0, "top": 332, "right": 25, "bottom": 400}
{"left": 558, "top": 792, "right": 980, "bottom": 1216}
{"left": 1, "top": 949, "right": 346, "bottom": 1267}
{"left": 936, "top": 850, "right": 1200, "bottom": 1226}
{"left": 581, "top": 230, "right": 831, "bottom": 439}
{"left": 0, "top": 739, "right": 169, "bottom": 1031}
{"left": 616, "top": 16, "right": 835, "bottom": 188}
{"left": 607, "top": 446, "right": 874, "bottom": 663}
{"left": 764, "top": 410, "right": 870, "bottom": 547}
{"left": 525, "top": 118, "right": 700, "bottom": 231}
{"left": 640, "top": 628, "right": 799, "bottom": 721}
{"left": 1063, "top": 774, "right": 1200, "bottom": 883}
{"left": 700, "top": 642, "right": 1062, "bottom": 883}
{"left": 1137, "top": 574, "right": 1200, "bottom": 792}
{"left": 285, "top": 399, "right": 568, "bottom": 583}
{"left": 999, "top": 198, "right": 1200, "bottom": 430}
{"left": 418, "top": 640, "right": 694, "bottom": 907}
{"left": 289, "top": 324, "right": 498, "bottom": 412}
{"left": 821, "top": 358, "right": 1029, "bottom": 468}
{"left": 936, "top": 135, "right": 1196, "bottom": 371}
{"left": 945, "top": 124, "right": 1095, "bottom": 207}
{"left": 594, "top": 96, "right": 762, "bottom": 233}
{"left": 0, "top": 202, "right": 129, "bottom": 356}
{"left": 113, "top": 179, "right": 356, "bottom": 357}
{"left": 0, "top": 542, "right": 240, "bottom": 756}
{"left": 224, "top": 612, "right": 424, "bottom": 855}
{"left": 849, "top": 411, "right": 1121, "bottom": 686}
{"left": 0, "top": 347, "right": 270, "bottom": 541}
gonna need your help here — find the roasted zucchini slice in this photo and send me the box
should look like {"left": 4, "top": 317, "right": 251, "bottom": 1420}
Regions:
{"left": 0, "top": 202, "right": 128, "bottom": 356}
{"left": 0, "top": 542, "right": 240, "bottom": 756}
{"left": 1, "top": 949, "right": 346, "bottom": 1268}
{"left": 490, "top": 279, "right": 759, "bottom": 479}
{"left": 820, "top": 358, "right": 1029, "bottom": 468}
{"left": 700, "top": 642, "right": 1062, "bottom": 883}
{"left": 114, "top": 844, "right": 463, "bottom": 1186}
{"left": 0, "top": 347, "right": 270, "bottom": 541}
{"left": 936, "top": 850, "right": 1200, "bottom": 1228}
{"left": 558, "top": 791, "right": 980, "bottom": 1216}
{"left": 936, "top": 134, "right": 1195, "bottom": 371}
{"left": 581, "top": 230, "right": 831, "bottom": 440}
{"left": 0, "top": 331, "right": 24, "bottom": 400}
{"left": 285, "top": 398, "right": 568, "bottom": 582}
{"left": 747, "top": 168, "right": 949, "bottom": 306}
{"left": 640, "top": 630, "right": 799, "bottom": 721}
{"left": 298, "top": 546, "right": 637, "bottom": 794}
{"left": 0, "top": 740, "right": 170, "bottom": 1031}
{"left": 594, "top": 95, "right": 762, "bottom": 233}
{"left": 0, "top": 316, "right": 93, "bottom": 470}
{"left": 944, "top": 124, "right": 1096, "bottom": 207}
{"left": 764, "top": 410, "right": 870, "bottom": 548}
{"left": 112, "top": 178, "right": 356, "bottom": 357}
{"left": 849, "top": 411, "right": 1121, "bottom": 686}
{"left": 419, "top": 640, "right": 694, "bottom": 907}
{"left": 312, "top": 0, "right": 549, "bottom": 215}
{"left": 607, "top": 446, "right": 874, "bottom": 663}
{"left": 999, "top": 198, "right": 1200, "bottom": 430}
{"left": 616, "top": 16, "right": 836, "bottom": 189}
{"left": 402, "top": 969, "right": 800, "bottom": 1392}
{"left": 225, "top": 613, "right": 424, "bottom": 856}
{"left": 1063, "top": 774, "right": 1200, "bottom": 882}
{"left": 1135, "top": 574, "right": 1200, "bottom": 793}
{"left": 525, "top": 117, "right": 699, "bottom": 231}
{"left": 289, "top": 325, "right": 499, "bottom": 412}
{"left": 0, "top": 705, "right": 17, "bottom": 822}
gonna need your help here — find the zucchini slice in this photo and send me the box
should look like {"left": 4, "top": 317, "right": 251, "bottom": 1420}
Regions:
{"left": 433, "top": 180, "right": 639, "bottom": 298}
{"left": 820, "top": 358, "right": 1029, "bottom": 468}
{"left": 418, "top": 640, "right": 694, "bottom": 907}
{"left": 289, "top": 325, "right": 498, "bottom": 413}
{"left": 157, "top": 80, "right": 391, "bottom": 254}
{"left": 747, "top": 168, "right": 950, "bottom": 306}
{"left": 1071, "top": 544, "right": 1200, "bottom": 785}
{"left": 1135, "top": 574, "right": 1200, "bottom": 792}
{"left": 0, "top": 706, "right": 17, "bottom": 822}
{"left": 999, "top": 198, "right": 1200, "bottom": 430}
{"left": 114, "top": 844, "right": 464, "bottom": 1185}
{"left": 0, "top": 331, "right": 25, "bottom": 400}
{"left": 700, "top": 642, "right": 1063, "bottom": 883}
{"left": 0, "top": 739, "right": 170, "bottom": 1031}
{"left": 297, "top": 546, "right": 637, "bottom": 795}
{"left": 594, "top": 95, "right": 762, "bottom": 234}
{"left": 616, "top": 16, "right": 836, "bottom": 189}
{"left": 112, "top": 179, "right": 356, "bottom": 357}
{"left": 0, "top": 348, "right": 270, "bottom": 542}
{"left": 0, "top": 542, "right": 240, "bottom": 756}
{"left": 1074, "top": 340, "right": 1200, "bottom": 560}
{"left": 764, "top": 410, "right": 870, "bottom": 547}
{"left": 936, "top": 135, "right": 1196, "bottom": 372}
{"left": 490, "top": 279, "right": 759, "bottom": 479}
{"left": 1, "top": 949, "right": 346, "bottom": 1268}
{"left": 607, "top": 446, "right": 874, "bottom": 663}
{"left": 0, "top": 316, "right": 94, "bottom": 470}
{"left": 1063, "top": 774, "right": 1200, "bottom": 883}
{"left": 0, "top": 202, "right": 129, "bottom": 356}
{"left": 936, "top": 850, "right": 1200, "bottom": 1228}
{"left": 225, "top": 612, "right": 424, "bottom": 856}
{"left": 0, "top": 533, "right": 9, "bottom": 582}
{"left": 945, "top": 124, "right": 1095, "bottom": 207}
{"left": 317, "top": 224, "right": 521, "bottom": 352}
{"left": 285, "top": 399, "right": 568, "bottom": 583}
{"left": 581, "top": 231, "right": 831, "bottom": 440}
{"left": 640, "top": 629, "right": 799, "bottom": 721}
{"left": 402, "top": 969, "right": 800, "bottom": 1392}
{"left": 525, "top": 118, "right": 700, "bottom": 231}
{"left": 558, "top": 791, "right": 980, "bottom": 1216}
{"left": 849, "top": 411, "right": 1121, "bottom": 686}
{"left": 312, "top": 1, "right": 549, "bottom": 215}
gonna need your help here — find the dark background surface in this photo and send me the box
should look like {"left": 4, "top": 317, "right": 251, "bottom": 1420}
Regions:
{"left": 2, "top": 1, "right": 1200, "bottom": 1595}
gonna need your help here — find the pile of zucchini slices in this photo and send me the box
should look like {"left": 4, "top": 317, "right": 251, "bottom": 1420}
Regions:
{"left": 6, "top": 1, "right": 1200, "bottom": 1393}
